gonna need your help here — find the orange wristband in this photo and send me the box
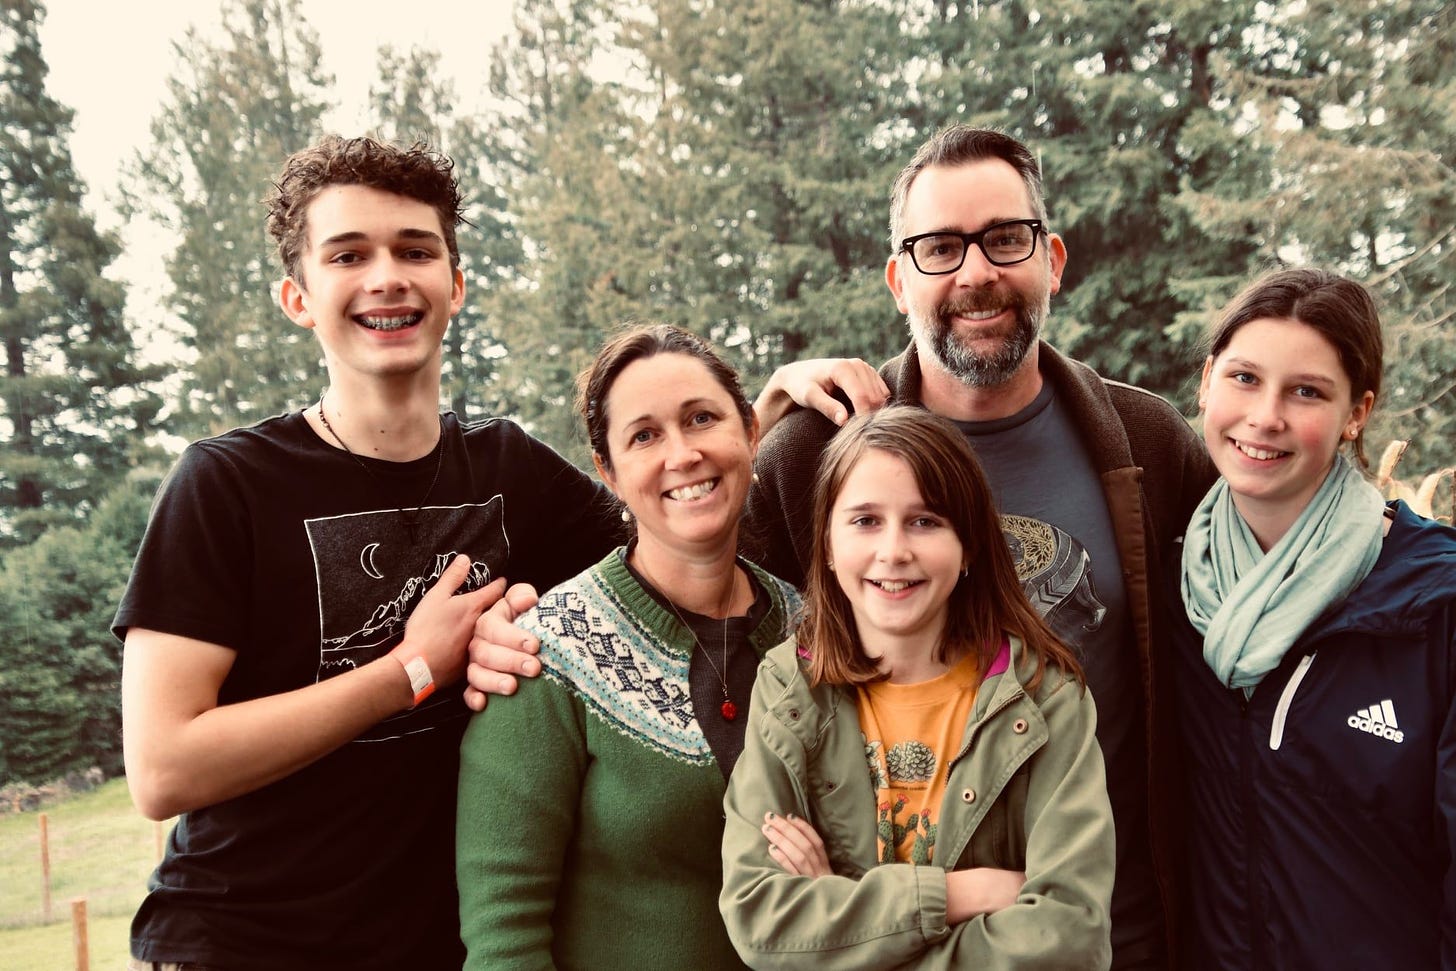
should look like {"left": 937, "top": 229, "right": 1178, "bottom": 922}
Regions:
{"left": 392, "top": 653, "right": 435, "bottom": 708}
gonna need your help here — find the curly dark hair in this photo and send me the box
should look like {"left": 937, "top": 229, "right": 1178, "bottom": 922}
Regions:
{"left": 264, "top": 134, "right": 464, "bottom": 283}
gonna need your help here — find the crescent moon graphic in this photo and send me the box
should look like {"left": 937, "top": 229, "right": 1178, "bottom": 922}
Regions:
{"left": 360, "top": 542, "right": 384, "bottom": 580}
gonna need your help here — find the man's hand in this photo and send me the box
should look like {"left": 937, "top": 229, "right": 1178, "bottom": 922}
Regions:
{"left": 754, "top": 358, "right": 890, "bottom": 434}
{"left": 463, "top": 582, "right": 541, "bottom": 711}
{"left": 392, "top": 555, "right": 503, "bottom": 691}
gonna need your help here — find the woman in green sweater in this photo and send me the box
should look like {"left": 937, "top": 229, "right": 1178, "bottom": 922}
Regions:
{"left": 456, "top": 323, "right": 799, "bottom": 970}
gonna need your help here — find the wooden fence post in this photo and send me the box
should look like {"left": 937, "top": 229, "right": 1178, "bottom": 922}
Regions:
{"left": 39, "top": 812, "right": 52, "bottom": 922}
{"left": 71, "top": 897, "right": 89, "bottom": 971}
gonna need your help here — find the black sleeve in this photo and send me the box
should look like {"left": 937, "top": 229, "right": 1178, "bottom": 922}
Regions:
{"left": 742, "top": 409, "right": 838, "bottom": 589}
{"left": 112, "top": 443, "right": 254, "bottom": 650}
{"left": 497, "top": 424, "right": 624, "bottom": 592}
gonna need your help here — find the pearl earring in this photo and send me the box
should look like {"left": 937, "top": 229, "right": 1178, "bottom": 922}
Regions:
{"left": 621, "top": 508, "right": 633, "bottom": 524}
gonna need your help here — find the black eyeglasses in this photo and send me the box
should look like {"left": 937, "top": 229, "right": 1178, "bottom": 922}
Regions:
{"left": 899, "top": 219, "right": 1045, "bottom": 274}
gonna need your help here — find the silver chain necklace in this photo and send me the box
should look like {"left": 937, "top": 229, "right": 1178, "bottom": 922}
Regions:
{"left": 316, "top": 392, "right": 446, "bottom": 544}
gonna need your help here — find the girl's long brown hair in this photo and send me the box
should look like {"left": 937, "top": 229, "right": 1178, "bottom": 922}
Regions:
{"left": 802, "top": 406, "right": 1083, "bottom": 692}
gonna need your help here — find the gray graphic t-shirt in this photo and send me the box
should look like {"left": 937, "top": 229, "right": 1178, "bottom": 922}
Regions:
{"left": 955, "top": 380, "right": 1161, "bottom": 967}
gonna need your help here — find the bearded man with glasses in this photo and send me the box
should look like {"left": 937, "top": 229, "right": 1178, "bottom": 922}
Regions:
{"left": 743, "top": 125, "right": 1216, "bottom": 971}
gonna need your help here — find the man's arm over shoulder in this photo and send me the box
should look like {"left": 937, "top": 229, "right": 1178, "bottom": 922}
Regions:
{"left": 744, "top": 409, "right": 840, "bottom": 588}
{"left": 753, "top": 358, "right": 889, "bottom": 435}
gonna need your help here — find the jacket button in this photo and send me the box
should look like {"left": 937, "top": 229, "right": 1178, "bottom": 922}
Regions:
{"left": 788, "top": 708, "right": 801, "bottom": 720}
{"left": 961, "top": 789, "right": 976, "bottom": 803}
{"left": 1012, "top": 718, "right": 1029, "bottom": 734}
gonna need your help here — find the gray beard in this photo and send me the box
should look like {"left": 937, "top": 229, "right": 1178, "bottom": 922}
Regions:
{"left": 909, "top": 298, "right": 1042, "bottom": 389}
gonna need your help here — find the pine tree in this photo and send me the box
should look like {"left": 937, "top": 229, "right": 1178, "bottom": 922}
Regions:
{"left": 0, "top": 471, "right": 157, "bottom": 784}
{"left": 1176, "top": 0, "right": 1456, "bottom": 468}
{"left": 0, "top": 0, "right": 161, "bottom": 544}
{"left": 476, "top": 0, "right": 639, "bottom": 460}
{"left": 369, "top": 46, "right": 520, "bottom": 422}
{"left": 125, "top": 0, "right": 332, "bottom": 437}
{"left": 620, "top": 0, "right": 908, "bottom": 381}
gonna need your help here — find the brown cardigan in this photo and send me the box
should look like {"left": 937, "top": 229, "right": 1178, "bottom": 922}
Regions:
{"left": 744, "top": 339, "right": 1216, "bottom": 965}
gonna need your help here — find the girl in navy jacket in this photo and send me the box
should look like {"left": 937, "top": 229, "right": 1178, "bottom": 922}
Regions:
{"left": 1174, "top": 267, "right": 1456, "bottom": 969}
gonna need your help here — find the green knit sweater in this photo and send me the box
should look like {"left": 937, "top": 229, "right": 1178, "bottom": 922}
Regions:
{"left": 457, "top": 548, "right": 798, "bottom": 971}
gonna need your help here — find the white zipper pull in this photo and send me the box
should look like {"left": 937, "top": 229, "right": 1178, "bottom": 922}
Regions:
{"left": 1270, "top": 653, "right": 1317, "bottom": 750}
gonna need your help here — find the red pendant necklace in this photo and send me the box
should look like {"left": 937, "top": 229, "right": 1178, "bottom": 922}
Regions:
{"left": 697, "top": 616, "right": 738, "bottom": 721}
{"left": 641, "top": 561, "right": 741, "bottom": 721}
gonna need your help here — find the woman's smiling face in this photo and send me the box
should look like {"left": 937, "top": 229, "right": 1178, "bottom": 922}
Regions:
{"left": 1200, "top": 316, "right": 1374, "bottom": 547}
{"left": 594, "top": 351, "right": 757, "bottom": 559}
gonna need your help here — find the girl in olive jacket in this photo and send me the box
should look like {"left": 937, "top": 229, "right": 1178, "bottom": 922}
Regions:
{"left": 720, "top": 407, "right": 1114, "bottom": 970}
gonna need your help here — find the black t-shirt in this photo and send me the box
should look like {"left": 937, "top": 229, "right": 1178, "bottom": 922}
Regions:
{"left": 113, "top": 411, "right": 621, "bottom": 971}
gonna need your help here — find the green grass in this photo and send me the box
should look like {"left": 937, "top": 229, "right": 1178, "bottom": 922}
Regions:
{"left": 0, "top": 778, "right": 165, "bottom": 969}
{"left": 0, "top": 912, "right": 131, "bottom": 971}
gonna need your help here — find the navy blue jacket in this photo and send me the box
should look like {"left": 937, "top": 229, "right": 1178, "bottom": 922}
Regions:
{"left": 1171, "top": 501, "right": 1456, "bottom": 970}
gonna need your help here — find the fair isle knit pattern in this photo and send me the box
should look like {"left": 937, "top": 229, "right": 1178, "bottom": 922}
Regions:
{"left": 535, "top": 570, "right": 708, "bottom": 765}
{"left": 527, "top": 550, "right": 799, "bottom": 767}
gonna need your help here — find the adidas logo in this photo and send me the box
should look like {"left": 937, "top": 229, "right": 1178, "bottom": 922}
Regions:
{"left": 1346, "top": 699, "right": 1404, "bottom": 744}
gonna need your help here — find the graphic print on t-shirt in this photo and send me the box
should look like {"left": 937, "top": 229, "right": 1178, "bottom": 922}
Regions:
{"left": 1000, "top": 513, "right": 1106, "bottom": 646}
{"left": 305, "top": 496, "right": 510, "bottom": 740}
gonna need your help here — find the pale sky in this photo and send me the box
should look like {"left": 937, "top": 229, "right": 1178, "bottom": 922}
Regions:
{"left": 40, "top": 0, "right": 516, "bottom": 224}
{"left": 36, "top": 0, "right": 517, "bottom": 353}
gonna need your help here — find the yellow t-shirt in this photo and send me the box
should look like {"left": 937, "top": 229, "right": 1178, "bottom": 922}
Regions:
{"left": 855, "top": 645, "right": 998, "bottom": 864}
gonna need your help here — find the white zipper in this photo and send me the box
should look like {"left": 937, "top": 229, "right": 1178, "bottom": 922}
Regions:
{"left": 1269, "top": 653, "right": 1316, "bottom": 750}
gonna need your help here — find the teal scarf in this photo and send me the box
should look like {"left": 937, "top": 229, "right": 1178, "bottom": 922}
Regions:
{"left": 1181, "top": 455, "right": 1385, "bottom": 692}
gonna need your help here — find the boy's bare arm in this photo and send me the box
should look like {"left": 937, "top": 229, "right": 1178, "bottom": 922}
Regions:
{"left": 124, "top": 555, "right": 500, "bottom": 819}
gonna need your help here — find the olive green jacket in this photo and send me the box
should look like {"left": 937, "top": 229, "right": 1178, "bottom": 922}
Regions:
{"left": 720, "top": 637, "right": 1114, "bottom": 970}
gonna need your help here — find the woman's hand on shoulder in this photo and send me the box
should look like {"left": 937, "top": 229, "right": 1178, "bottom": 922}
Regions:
{"left": 762, "top": 811, "right": 833, "bottom": 878}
